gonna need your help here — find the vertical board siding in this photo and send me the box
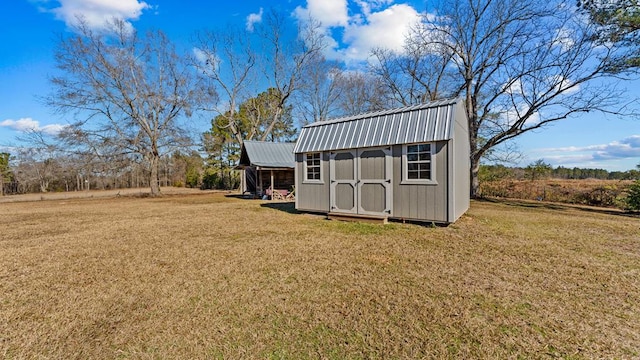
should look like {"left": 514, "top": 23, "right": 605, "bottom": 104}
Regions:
{"left": 335, "top": 184, "right": 355, "bottom": 210}
{"left": 452, "top": 108, "right": 471, "bottom": 221}
{"left": 334, "top": 152, "right": 355, "bottom": 180}
{"left": 295, "top": 153, "right": 330, "bottom": 212}
{"left": 359, "top": 149, "right": 385, "bottom": 179}
{"left": 392, "top": 143, "right": 448, "bottom": 222}
{"left": 360, "top": 183, "right": 385, "bottom": 213}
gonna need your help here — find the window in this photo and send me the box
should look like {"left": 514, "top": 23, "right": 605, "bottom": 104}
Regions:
{"left": 403, "top": 143, "right": 434, "bottom": 183}
{"left": 305, "top": 152, "right": 321, "bottom": 181}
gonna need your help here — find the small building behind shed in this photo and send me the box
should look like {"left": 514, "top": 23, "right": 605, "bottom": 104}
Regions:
{"left": 293, "top": 98, "right": 469, "bottom": 224}
{"left": 237, "top": 140, "right": 295, "bottom": 198}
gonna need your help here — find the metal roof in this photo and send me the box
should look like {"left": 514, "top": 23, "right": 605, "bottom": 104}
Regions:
{"left": 240, "top": 140, "right": 296, "bottom": 168}
{"left": 293, "top": 98, "right": 461, "bottom": 153}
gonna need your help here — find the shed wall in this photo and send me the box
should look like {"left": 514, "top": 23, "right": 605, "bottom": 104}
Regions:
{"left": 295, "top": 152, "right": 330, "bottom": 212}
{"left": 451, "top": 109, "right": 470, "bottom": 222}
{"left": 391, "top": 142, "right": 449, "bottom": 222}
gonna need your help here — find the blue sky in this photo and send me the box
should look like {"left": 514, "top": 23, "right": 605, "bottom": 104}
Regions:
{"left": 1, "top": 0, "right": 639, "bottom": 171}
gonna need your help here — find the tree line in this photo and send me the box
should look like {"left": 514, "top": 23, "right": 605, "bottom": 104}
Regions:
{"left": 2, "top": 0, "right": 638, "bottom": 196}
{"left": 480, "top": 162, "right": 640, "bottom": 183}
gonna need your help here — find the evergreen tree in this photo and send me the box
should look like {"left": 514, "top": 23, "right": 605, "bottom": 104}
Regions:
{"left": 578, "top": 0, "right": 640, "bottom": 71}
{"left": 0, "top": 152, "right": 12, "bottom": 196}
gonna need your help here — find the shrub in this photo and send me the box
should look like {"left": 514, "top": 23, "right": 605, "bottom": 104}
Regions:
{"left": 626, "top": 180, "right": 640, "bottom": 211}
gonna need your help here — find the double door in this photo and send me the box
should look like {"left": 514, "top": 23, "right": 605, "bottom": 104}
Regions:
{"left": 329, "top": 147, "right": 392, "bottom": 216}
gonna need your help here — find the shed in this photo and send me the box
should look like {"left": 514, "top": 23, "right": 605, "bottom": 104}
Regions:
{"left": 237, "top": 140, "right": 295, "bottom": 197}
{"left": 293, "top": 98, "right": 469, "bottom": 224}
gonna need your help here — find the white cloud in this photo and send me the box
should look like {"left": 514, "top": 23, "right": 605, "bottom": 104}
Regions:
{"left": 246, "top": 7, "right": 263, "bottom": 31}
{"left": 0, "top": 118, "right": 67, "bottom": 136}
{"left": 192, "top": 47, "right": 208, "bottom": 64}
{"left": 353, "top": 0, "right": 394, "bottom": 17}
{"left": 505, "top": 75, "right": 580, "bottom": 98}
{"left": 340, "top": 4, "right": 421, "bottom": 62}
{"left": 505, "top": 79, "right": 523, "bottom": 95}
{"left": 500, "top": 102, "right": 541, "bottom": 127}
{"left": 294, "top": 0, "right": 422, "bottom": 64}
{"left": 294, "top": 0, "right": 349, "bottom": 28}
{"left": 552, "top": 28, "right": 575, "bottom": 51}
{"left": 534, "top": 135, "right": 640, "bottom": 168}
{"left": 33, "top": 0, "right": 151, "bottom": 30}
{"left": 192, "top": 47, "right": 220, "bottom": 75}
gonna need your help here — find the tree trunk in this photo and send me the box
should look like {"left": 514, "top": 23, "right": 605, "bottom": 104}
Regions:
{"left": 470, "top": 155, "right": 481, "bottom": 199}
{"left": 260, "top": 106, "right": 283, "bottom": 142}
{"left": 40, "top": 180, "right": 48, "bottom": 193}
{"left": 149, "top": 153, "right": 161, "bottom": 196}
{"left": 465, "top": 89, "right": 482, "bottom": 199}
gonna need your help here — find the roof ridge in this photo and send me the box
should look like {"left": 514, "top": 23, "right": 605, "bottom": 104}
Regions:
{"left": 303, "top": 98, "right": 460, "bottom": 128}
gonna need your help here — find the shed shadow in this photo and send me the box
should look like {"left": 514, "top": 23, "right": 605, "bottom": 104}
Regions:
{"left": 260, "top": 201, "right": 299, "bottom": 215}
{"left": 225, "top": 193, "right": 261, "bottom": 200}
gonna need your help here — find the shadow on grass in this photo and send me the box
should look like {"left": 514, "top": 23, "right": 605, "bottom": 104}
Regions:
{"left": 222, "top": 193, "right": 300, "bottom": 214}
{"left": 477, "top": 197, "right": 640, "bottom": 219}
{"left": 260, "top": 201, "right": 299, "bottom": 215}
{"left": 224, "top": 193, "right": 254, "bottom": 200}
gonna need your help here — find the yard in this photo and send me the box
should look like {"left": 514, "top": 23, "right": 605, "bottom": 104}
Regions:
{"left": 1, "top": 191, "right": 638, "bottom": 358}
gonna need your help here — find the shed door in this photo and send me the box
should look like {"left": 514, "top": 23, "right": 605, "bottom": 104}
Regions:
{"left": 357, "top": 147, "right": 392, "bottom": 216}
{"left": 330, "top": 148, "right": 392, "bottom": 216}
{"left": 330, "top": 150, "right": 357, "bottom": 214}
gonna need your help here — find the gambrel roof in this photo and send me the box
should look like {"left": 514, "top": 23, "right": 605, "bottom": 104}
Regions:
{"left": 293, "top": 98, "right": 462, "bottom": 154}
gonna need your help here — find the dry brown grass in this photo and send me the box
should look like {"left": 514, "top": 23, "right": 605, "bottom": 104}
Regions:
{"left": 1, "top": 192, "right": 639, "bottom": 359}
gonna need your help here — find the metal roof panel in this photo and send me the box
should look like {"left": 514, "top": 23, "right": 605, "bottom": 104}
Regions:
{"left": 242, "top": 141, "right": 296, "bottom": 168}
{"left": 293, "top": 98, "right": 462, "bottom": 153}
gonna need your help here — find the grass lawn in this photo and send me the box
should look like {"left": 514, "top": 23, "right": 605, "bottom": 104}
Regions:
{"left": 1, "top": 192, "right": 638, "bottom": 358}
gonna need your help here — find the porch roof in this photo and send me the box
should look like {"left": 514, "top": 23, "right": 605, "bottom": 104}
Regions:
{"left": 239, "top": 141, "right": 296, "bottom": 169}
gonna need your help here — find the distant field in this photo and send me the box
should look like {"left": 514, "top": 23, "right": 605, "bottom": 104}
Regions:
{"left": 1, "top": 192, "right": 638, "bottom": 358}
{"left": 481, "top": 179, "right": 634, "bottom": 208}
{"left": 0, "top": 186, "right": 208, "bottom": 203}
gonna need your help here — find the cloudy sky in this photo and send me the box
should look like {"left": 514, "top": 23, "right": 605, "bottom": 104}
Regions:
{"left": 1, "top": 0, "right": 639, "bottom": 170}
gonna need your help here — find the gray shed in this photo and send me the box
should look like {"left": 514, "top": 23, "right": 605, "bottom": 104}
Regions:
{"left": 293, "top": 98, "right": 469, "bottom": 224}
{"left": 237, "top": 141, "right": 296, "bottom": 197}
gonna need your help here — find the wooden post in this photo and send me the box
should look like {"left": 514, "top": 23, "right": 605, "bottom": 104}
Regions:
{"left": 270, "top": 169, "right": 274, "bottom": 201}
{"left": 240, "top": 168, "right": 245, "bottom": 193}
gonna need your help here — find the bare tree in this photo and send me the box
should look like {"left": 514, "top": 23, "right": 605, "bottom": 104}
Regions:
{"left": 47, "top": 19, "right": 199, "bottom": 196}
{"left": 370, "top": 33, "right": 455, "bottom": 106}
{"left": 335, "top": 71, "right": 390, "bottom": 116}
{"left": 193, "top": 25, "right": 256, "bottom": 146}
{"left": 295, "top": 53, "right": 343, "bottom": 124}
{"left": 11, "top": 148, "right": 59, "bottom": 193}
{"left": 375, "top": 0, "right": 633, "bottom": 197}
{"left": 255, "top": 11, "right": 325, "bottom": 139}
{"left": 196, "top": 11, "right": 325, "bottom": 145}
